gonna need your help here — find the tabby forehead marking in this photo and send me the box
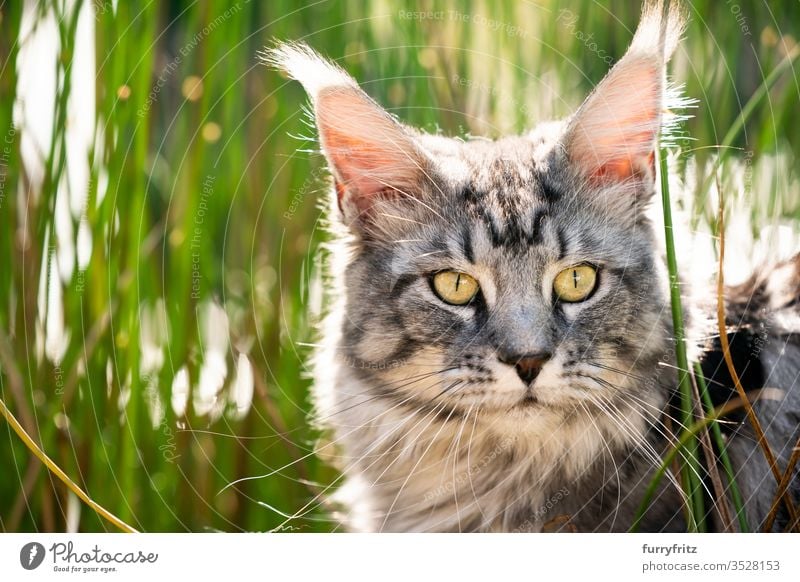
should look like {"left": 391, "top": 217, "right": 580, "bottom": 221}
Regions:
{"left": 267, "top": 2, "right": 800, "bottom": 533}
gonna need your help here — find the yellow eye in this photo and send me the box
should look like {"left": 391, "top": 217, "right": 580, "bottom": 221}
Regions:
{"left": 553, "top": 264, "right": 598, "bottom": 303}
{"left": 432, "top": 271, "right": 480, "bottom": 305}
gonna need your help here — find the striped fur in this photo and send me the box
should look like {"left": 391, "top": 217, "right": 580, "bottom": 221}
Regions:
{"left": 268, "top": 1, "right": 799, "bottom": 531}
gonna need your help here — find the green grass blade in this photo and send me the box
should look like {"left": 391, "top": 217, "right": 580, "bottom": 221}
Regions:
{"left": 694, "top": 362, "right": 750, "bottom": 532}
{"left": 644, "top": 145, "right": 706, "bottom": 532}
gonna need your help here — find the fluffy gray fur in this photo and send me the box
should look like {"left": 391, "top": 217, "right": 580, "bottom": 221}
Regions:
{"left": 267, "top": 1, "right": 800, "bottom": 532}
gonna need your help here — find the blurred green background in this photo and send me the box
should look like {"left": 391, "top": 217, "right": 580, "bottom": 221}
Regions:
{"left": 1, "top": 0, "right": 798, "bottom": 532}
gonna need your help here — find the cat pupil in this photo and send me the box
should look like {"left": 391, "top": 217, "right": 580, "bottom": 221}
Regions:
{"left": 573, "top": 269, "right": 579, "bottom": 288}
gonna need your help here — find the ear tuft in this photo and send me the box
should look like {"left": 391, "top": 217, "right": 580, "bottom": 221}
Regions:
{"left": 628, "top": 0, "right": 687, "bottom": 60}
{"left": 264, "top": 42, "right": 430, "bottom": 228}
{"left": 260, "top": 41, "right": 357, "bottom": 101}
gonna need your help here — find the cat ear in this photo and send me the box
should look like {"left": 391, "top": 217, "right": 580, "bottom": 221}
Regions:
{"left": 563, "top": 1, "right": 686, "bottom": 187}
{"left": 265, "top": 43, "right": 430, "bottom": 225}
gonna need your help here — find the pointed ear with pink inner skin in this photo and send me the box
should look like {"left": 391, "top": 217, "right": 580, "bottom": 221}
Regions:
{"left": 563, "top": 1, "right": 685, "bottom": 189}
{"left": 316, "top": 86, "right": 430, "bottom": 218}
{"left": 265, "top": 43, "right": 430, "bottom": 227}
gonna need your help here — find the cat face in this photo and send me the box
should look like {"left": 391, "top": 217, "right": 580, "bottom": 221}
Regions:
{"left": 268, "top": 1, "right": 684, "bottom": 423}
{"left": 334, "top": 132, "right": 671, "bottom": 419}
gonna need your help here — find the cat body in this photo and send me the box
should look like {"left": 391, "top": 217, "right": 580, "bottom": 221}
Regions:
{"left": 269, "top": 1, "right": 800, "bottom": 532}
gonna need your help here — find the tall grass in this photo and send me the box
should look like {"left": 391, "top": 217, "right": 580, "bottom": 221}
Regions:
{"left": 1, "top": 0, "right": 799, "bottom": 532}
{"left": 656, "top": 146, "right": 706, "bottom": 532}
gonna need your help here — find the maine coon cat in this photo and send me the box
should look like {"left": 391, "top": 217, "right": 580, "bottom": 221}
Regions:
{"left": 268, "top": 1, "right": 800, "bottom": 532}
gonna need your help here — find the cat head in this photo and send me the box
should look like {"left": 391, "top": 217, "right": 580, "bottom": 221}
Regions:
{"left": 267, "top": 1, "right": 686, "bottom": 422}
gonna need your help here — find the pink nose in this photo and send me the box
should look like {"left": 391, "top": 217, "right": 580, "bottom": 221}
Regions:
{"left": 499, "top": 353, "right": 551, "bottom": 385}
